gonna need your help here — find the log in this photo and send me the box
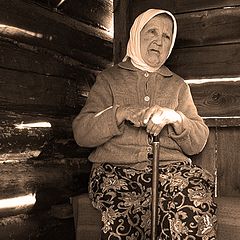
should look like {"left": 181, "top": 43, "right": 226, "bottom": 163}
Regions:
{"left": 0, "top": 111, "right": 92, "bottom": 161}
{"left": 173, "top": 0, "right": 240, "bottom": 13}
{"left": 176, "top": 7, "right": 240, "bottom": 47}
{"left": 51, "top": 0, "right": 113, "bottom": 32}
{"left": 189, "top": 81, "right": 240, "bottom": 117}
{"left": 113, "top": 0, "right": 132, "bottom": 63}
{"left": 0, "top": 40, "right": 99, "bottom": 80}
{"left": 0, "top": 67, "right": 89, "bottom": 115}
{"left": 0, "top": 157, "right": 91, "bottom": 216}
{"left": 131, "top": 0, "right": 240, "bottom": 16}
{"left": 167, "top": 43, "right": 240, "bottom": 79}
{"left": 0, "top": 0, "right": 113, "bottom": 70}
{"left": 30, "top": 0, "right": 113, "bottom": 33}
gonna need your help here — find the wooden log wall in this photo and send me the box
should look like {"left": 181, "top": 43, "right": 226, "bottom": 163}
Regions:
{"left": 0, "top": 0, "right": 113, "bottom": 239}
{"left": 114, "top": 0, "right": 240, "bottom": 198}
{"left": 114, "top": 1, "right": 240, "bottom": 238}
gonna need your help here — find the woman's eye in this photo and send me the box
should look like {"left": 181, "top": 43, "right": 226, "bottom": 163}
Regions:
{"left": 148, "top": 29, "right": 156, "bottom": 34}
{"left": 163, "top": 33, "right": 170, "bottom": 39}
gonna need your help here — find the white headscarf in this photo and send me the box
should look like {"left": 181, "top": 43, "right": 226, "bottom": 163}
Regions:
{"left": 123, "top": 9, "right": 177, "bottom": 72}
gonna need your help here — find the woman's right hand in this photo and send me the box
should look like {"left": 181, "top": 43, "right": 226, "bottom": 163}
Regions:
{"left": 116, "top": 105, "right": 148, "bottom": 127}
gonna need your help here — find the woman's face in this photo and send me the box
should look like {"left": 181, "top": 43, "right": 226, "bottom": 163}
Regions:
{"left": 140, "top": 15, "right": 173, "bottom": 68}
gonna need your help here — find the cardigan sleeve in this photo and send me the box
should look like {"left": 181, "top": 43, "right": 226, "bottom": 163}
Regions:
{"left": 72, "top": 72, "right": 124, "bottom": 148}
{"left": 168, "top": 82, "right": 209, "bottom": 155}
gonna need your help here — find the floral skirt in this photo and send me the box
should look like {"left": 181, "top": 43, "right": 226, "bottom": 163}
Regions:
{"left": 89, "top": 160, "right": 217, "bottom": 240}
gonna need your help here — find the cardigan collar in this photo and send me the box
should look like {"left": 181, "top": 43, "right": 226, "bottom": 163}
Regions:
{"left": 118, "top": 59, "right": 173, "bottom": 77}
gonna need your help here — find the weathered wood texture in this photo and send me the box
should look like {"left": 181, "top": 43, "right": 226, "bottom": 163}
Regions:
{"left": 0, "top": 67, "right": 90, "bottom": 115}
{"left": 114, "top": 1, "right": 240, "bottom": 79}
{"left": 0, "top": 0, "right": 112, "bottom": 70}
{"left": 192, "top": 128, "right": 217, "bottom": 177}
{"left": 131, "top": 0, "right": 240, "bottom": 15}
{"left": 190, "top": 81, "right": 240, "bottom": 117}
{"left": 0, "top": 158, "right": 91, "bottom": 210}
{"left": 192, "top": 126, "right": 240, "bottom": 197}
{"left": 31, "top": 0, "right": 113, "bottom": 32}
{"left": 0, "top": 0, "right": 113, "bottom": 239}
{"left": 217, "top": 127, "right": 240, "bottom": 197}
{"left": 113, "top": 0, "right": 240, "bottom": 202}
{"left": 0, "top": 211, "right": 75, "bottom": 240}
{"left": 168, "top": 44, "right": 240, "bottom": 79}
{"left": 113, "top": 0, "right": 132, "bottom": 63}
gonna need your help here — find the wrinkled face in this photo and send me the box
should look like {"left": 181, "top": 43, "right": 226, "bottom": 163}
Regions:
{"left": 140, "top": 15, "right": 173, "bottom": 68}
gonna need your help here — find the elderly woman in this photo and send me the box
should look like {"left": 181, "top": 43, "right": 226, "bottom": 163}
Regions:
{"left": 73, "top": 9, "right": 217, "bottom": 240}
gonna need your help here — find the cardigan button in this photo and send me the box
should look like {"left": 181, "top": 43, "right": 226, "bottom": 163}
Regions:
{"left": 144, "top": 96, "right": 150, "bottom": 102}
{"left": 144, "top": 72, "right": 149, "bottom": 77}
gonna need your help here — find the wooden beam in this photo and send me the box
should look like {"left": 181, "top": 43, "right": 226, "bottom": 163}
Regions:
{"left": 0, "top": 0, "right": 113, "bottom": 70}
{"left": 0, "top": 38, "right": 100, "bottom": 78}
{"left": 167, "top": 43, "right": 240, "bottom": 79}
{"left": 176, "top": 7, "right": 240, "bottom": 48}
{"left": 0, "top": 111, "right": 92, "bottom": 161}
{"left": 0, "top": 67, "right": 89, "bottom": 115}
{"left": 174, "top": 0, "right": 240, "bottom": 13}
{"left": 0, "top": 158, "right": 91, "bottom": 211}
{"left": 30, "top": 0, "right": 113, "bottom": 33}
{"left": 131, "top": 0, "right": 240, "bottom": 15}
{"left": 217, "top": 127, "right": 240, "bottom": 197}
{"left": 189, "top": 81, "right": 240, "bottom": 117}
{"left": 113, "top": 0, "right": 132, "bottom": 63}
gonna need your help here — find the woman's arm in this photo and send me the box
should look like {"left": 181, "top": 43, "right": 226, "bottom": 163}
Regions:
{"left": 168, "top": 83, "right": 209, "bottom": 155}
{"left": 72, "top": 73, "right": 123, "bottom": 148}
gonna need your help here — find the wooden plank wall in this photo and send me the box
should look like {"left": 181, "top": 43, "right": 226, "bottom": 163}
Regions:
{"left": 0, "top": 0, "right": 113, "bottom": 239}
{"left": 114, "top": 0, "right": 240, "bottom": 197}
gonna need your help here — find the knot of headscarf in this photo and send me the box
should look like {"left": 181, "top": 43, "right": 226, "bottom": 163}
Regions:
{"left": 123, "top": 9, "right": 177, "bottom": 72}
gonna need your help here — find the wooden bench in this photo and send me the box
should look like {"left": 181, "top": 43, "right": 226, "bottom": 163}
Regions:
{"left": 72, "top": 194, "right": 240, "bottom": 240}
{"left": 72, "top": 194, "right": 101, "bottom": 240}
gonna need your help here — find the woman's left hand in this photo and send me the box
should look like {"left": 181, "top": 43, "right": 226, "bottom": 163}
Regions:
{"left": 142, "top": 105, "right": 182, "bottom": 136}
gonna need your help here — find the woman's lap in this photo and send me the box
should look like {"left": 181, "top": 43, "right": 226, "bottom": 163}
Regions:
{"left": 89, "top": 160, "right": 217, "bottom": 240}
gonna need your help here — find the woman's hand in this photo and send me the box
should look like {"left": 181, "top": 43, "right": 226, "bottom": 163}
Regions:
{"left": 116, "top": 105, "right": 149, "bottom": 127}
{"left": 142, "top": 105, "right": 182, "bottom": 136}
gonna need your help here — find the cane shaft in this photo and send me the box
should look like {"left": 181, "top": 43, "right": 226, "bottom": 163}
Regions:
{"left": 151, "top": 140, "right": 160, "bottom": 240}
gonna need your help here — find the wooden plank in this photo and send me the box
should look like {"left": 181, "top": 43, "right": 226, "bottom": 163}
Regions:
{"left": 176, "top": 7, "right": 240, "bottom": 47}
{"left": 0, "top": 111, "right": 92, "bottom": 161}
{"left": 131, "top": 0, "right": 175, "bottom": 21}
{"left": 192, "top": 128, "right": 217, "bottom": 177}
{"left": 113, "top": 0, "right": 133, "bottom": 63}
{"left": 174, "top": 0, "right": 240, "bottom": 13}
{"left": 0, "top": 158, "right": 91, "bottom": 211}
{"left": 0, "top": 0, "right": 113, "bottom": 70}
{"left": 0, "top": 39, "right": 99, "bottom": 80}
{"left": 30, "top": 0, "right": 113, "bottom": 32}
{"left": 167, "top": 43, "right": 240, "bottom": 79}
{"left": 204, "top": 117, "right": 240, "bottom": 127}
{"left": 216, "top": 197, "right": 240, "bottom": 240}
{"left": 0, "top": 68, "right": 89, "bottom": 115}
{"left": 131, "top": 0, "right": 240, "bottom": 15}
{"left": 189, "top": 81, "right": 240, "bottom": 117}
{"left": 217, "top": 127, "right": 240, "bottom": 197}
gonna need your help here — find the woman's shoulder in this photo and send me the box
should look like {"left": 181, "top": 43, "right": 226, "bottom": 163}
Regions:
{"left": 163, "top": 66, "right": 186, "bottom": 85}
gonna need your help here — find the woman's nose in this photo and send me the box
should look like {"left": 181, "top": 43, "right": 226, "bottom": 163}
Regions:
{"left": 155, "top": 36, "right": 162, "bottom": 45}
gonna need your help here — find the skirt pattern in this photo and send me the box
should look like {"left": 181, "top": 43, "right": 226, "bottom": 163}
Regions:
{"left": 89, "top": 160, "right": 217, "bottom": 240}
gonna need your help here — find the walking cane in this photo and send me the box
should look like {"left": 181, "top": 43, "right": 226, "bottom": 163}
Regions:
{"left": 150, "top": 134, "right": 160, "bottom": 240}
